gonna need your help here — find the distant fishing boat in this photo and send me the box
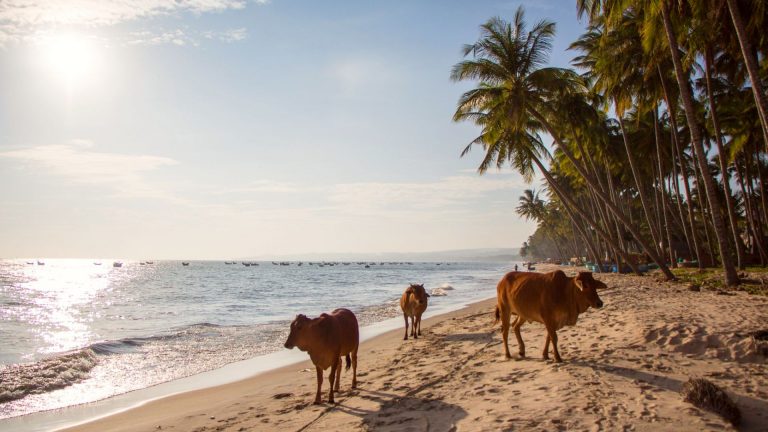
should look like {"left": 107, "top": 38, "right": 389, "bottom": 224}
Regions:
{"left": 182, "top": 262, "right": 190, "bottom": 266}
{"left": 93, "top": 262, "right": 102, "bottom": 266}
{"left": 26, "top": 261, "right": 34, "bottom": 265}
{"left": 113, "top": 261, "right": 123, "bottom": 268}
{"left": 37, "top": 260, "right": 45, "bottom": 265}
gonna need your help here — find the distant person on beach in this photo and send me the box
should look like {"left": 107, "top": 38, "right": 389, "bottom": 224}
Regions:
{"left": 284, "top": 308, "right": 359, "bottom": 404}
{"left": 514, "top": 264, "right": 518, "bottom": 272}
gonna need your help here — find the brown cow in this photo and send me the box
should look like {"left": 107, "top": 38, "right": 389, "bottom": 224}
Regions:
{"left": 284, "top": 308, "right": 359, "bottom": 404}
{"left": 400, "top": 283, "right": 430, "bottom": 340}
{"left": 494, "top": 270, "right": 605, "bottom": 362}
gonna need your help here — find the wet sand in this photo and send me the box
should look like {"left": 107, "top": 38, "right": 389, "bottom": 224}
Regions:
{"left": 64, "top": 265, "right": 768, "bottom": 431}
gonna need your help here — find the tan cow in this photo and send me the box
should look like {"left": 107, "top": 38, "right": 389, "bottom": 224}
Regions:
{"left": 400, "top": 283, "right": 430, "bottom": 340}
{"left": 284, "top": 308, "right": 359, "bottom": 404}
{"left": 494, "top": 270, "right": 605, "bottom": 362}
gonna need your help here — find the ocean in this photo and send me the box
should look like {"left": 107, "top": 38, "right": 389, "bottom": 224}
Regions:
{"left": 0, "top": 259, "right": 511, "bottom": 424}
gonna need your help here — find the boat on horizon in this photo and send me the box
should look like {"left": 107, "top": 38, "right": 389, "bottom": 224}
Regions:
{"left": 113, "top": 262, "right": 123, "bottom": 268}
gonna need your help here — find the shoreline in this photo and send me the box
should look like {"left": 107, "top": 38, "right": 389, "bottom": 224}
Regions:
{"left": 6, "top": 264, "right": 768, "bottom": 431}
{"left": 58, "top": 296, "right": 500, "bottom": 432}
{"left": 2, "top": 292, "right": 500, "bottom": 432}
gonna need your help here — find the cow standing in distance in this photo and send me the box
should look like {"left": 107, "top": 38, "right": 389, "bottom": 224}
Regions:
{"left": 400, "top": 283, "right": 430, "bottom": 340}
{"left": 494, "top": 270, "right": 605, "bottom": 362}
{"left": 284, "top": 308, "right": 359, "bottom": 404}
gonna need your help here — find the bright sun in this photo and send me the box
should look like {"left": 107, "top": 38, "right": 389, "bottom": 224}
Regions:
{"left": 38, "top": 33, "right": 101, "bottom": 90}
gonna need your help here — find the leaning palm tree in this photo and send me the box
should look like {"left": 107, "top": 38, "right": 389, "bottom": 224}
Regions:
{"left": 451, "top": 7, "right": 675, "bottom": 280}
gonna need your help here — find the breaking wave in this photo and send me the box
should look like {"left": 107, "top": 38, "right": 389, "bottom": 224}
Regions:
{"left": 0, "top": 349, "right": 98, "bottom": 403}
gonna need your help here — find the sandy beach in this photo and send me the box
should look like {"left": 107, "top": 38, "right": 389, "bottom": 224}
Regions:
{"left": 63, "top": 265, "right": 768, "bottom": 432}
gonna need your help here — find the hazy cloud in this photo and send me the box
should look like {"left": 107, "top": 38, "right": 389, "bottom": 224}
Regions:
{"left": 327, "top": 174, "right": 526, "bottom": 216}
{"left": 327, "top": 57, "right": 400, "bottom": 97}
{"left": 0, "top": 0, "right": 261, "bottom": 47}
{"left": 0, "top": 142, "right": 178, "bottom": 198}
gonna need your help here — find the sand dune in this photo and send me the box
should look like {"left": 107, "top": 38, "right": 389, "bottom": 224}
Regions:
{"left": 65, "top": 265, "right": 768, "bottom": 431}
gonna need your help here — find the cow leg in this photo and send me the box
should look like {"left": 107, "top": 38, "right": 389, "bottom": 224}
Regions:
{"left": 411, "top": 316, "right": 418, "bottom": 339}
{"left": 314, "top": 366, "right": 323, "bottom": 404}
{"left": 403, "top": 314, "right": 409, "bottom": 340}
{"left": 334, "top": 357, "right": 342, "bottom": 391}
{"left": 351, "top": 348, "right": 358, "bottom": 389}
{"left": 513, "top": 317, "right": 526, "bottom": 358}
{"left": 328, "top": 357, "right": 338, "bottom": 403}
{"left": 542, "top": 334, "right": 550, "bottom": 360}
{"left": 544, "top": 323, "right": 562, "bottom": 363}
{"left": 416, "top": 314, "right": 422, "bottom": 336}
{"left": 500, "top": 309, "right": 512, "bottom": 359}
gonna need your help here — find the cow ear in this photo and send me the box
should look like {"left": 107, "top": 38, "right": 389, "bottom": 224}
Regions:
{"left": 574, "top": 279, "right": 585, "bottom": 291}
{"left": 316, "top": 315, "right": 332, "bottom": 331}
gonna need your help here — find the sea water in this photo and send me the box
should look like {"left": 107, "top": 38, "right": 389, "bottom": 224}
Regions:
{"left": 0, "top": 259, "right": 511, "bottom": 421}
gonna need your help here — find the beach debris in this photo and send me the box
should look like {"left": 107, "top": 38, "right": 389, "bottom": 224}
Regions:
{"left": 681, "top": 378, "right": 741, "bottom": 426}
{"left": 687, "top": 283, "right": 701, "bottom": 292}
{"left": 430, "top": 287, "right": 449, "bottom": 297}
{"left": 750, "top": 330, "right": 768, "bottom": 357}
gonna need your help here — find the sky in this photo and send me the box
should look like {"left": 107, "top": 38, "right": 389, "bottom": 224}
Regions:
{"left": 0, "top": 0, "right": 586, "bottom": 260}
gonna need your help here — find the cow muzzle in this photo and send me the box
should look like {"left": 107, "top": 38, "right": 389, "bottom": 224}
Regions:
{"left": 596, "top": 300, "right": 604, "bottom": 308}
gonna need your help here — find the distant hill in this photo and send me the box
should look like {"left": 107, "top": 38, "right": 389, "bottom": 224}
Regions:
{"left": 251, "top": 248, "right": 520, "bottom": 262}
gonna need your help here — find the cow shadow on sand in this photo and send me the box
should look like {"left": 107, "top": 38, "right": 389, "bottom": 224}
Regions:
{"left": 331, "top": 388, "right": 467, "bottom": 431}
{"left": 441, "top": 331, "right": 494, "bottom": 343}
{"left": 571, "top": 359, "right": 768, "bottom": 431}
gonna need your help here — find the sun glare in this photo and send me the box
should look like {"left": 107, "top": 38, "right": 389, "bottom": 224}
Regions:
{"left": 38, "top": 33, "right": 102, "bottom": 90}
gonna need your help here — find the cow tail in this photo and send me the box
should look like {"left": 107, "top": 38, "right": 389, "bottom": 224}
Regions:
{"left": 345, "top": 354, "right": 351, "bottom": 371}
{"left": 493, "top": 305, "right": 500, "bottom": 327}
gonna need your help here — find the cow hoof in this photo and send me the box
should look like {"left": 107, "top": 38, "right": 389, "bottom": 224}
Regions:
{"left": 313, "top": 400, "right": 322, "bottom": 405}
{"left": 505, "top": 353, "right": 512, "bottom": 360}
{"left": 403, "top": 336, "right": 408, "bottom": 340}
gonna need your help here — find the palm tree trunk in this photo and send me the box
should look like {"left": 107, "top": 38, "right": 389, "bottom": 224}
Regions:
{"left": 690, "top": 155, "right": 717, "bottom": 267}
{"left": 670, "top": 138, "right": 694, "bottom": 258}
{"left": 530, "top": 155, "right": 643, "bottom": 275}
{"left": 736, "top": 156, "right": 768, "bottom": 264}
{"left": 655, "top": 115, "right": 675, "bottom": 265}
{"left": 658, "top": 67, "right": 703, "bottom": 267}
{"left": 704, "top": 46, "right": 746, "bottom": 269}
{"left": 660, "top": 4, "right": 738, "bottom": 285}
{"left": 725, "top": 0, "right": 768, "bottom": 153}
{"left": 754, "top": 153, "right": 768, "bottom": 229}
{"left": 618, "top": 112, "right": 662, "bottom": 254}
{"left": 532, "top": 112, "right": 675, "bottom": 280}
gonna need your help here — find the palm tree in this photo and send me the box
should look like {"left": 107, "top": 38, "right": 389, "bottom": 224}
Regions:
{"left": 451, "top": 8, "right": 674, "bottom": 279}
{"left": 516, "top": 189, "right": 547, "bottom": 222}
{"left": 570, "top": 17, "right": 664, "bottom": 258}
{"left": 577, "top": 0, "right": 739, "bottom": 285}
{"left": 723, "top": 0, "right": 768, "bottom": 153}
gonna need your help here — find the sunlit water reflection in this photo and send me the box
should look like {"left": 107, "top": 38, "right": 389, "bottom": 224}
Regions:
{"left": 0, "top": 259, "right": 510, "bottom": 419}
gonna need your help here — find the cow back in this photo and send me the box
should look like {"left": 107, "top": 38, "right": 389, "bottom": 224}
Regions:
{"left": 498, "top": 270, "right": 585, "bottom": 329}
